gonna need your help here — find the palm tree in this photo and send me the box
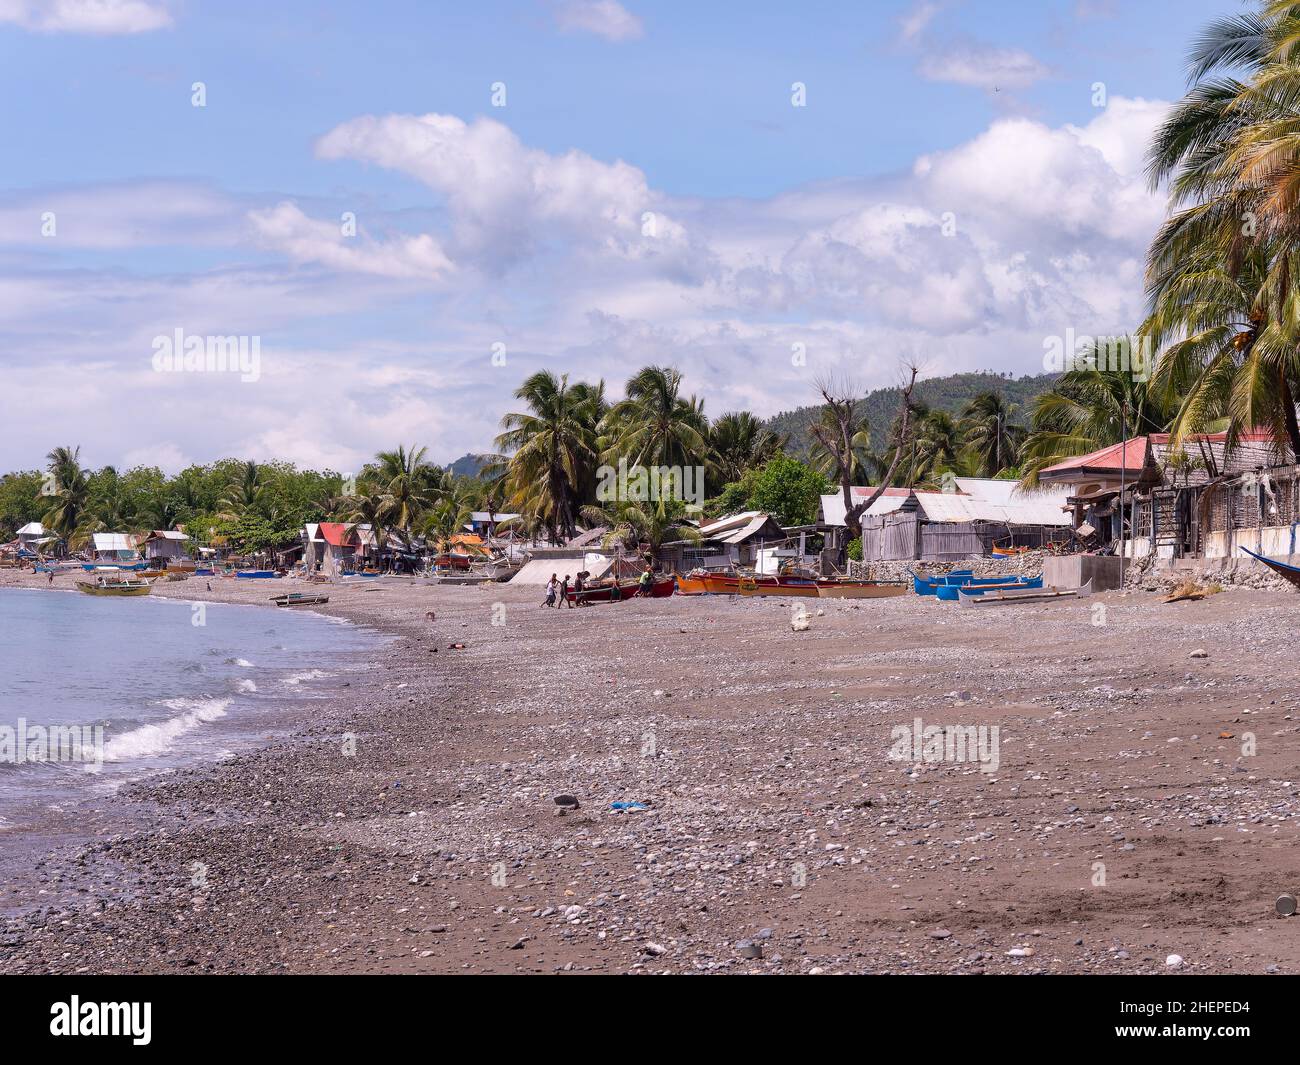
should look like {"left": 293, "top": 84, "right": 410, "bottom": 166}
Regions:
{"left": 420, "top": 493, "right": 474, "bottom": 554}
{"left": 960, "top": 392, "right": 1026, "bottom": 476}
{"left": 910, "top": 410, "right": 964, "bottom": 483}
{"left": 372, "top": 445, "right": 439, "bottom": 546}
{"left": 1018, "top": 355, "right": 1178, "bottom": 487}
{"left": 579, "top": 498, "right": 702, "bottom": 565}
{"left": 600, "top": 365, "right": 710, "bottom": 471}
{"left": 708, "top": 411, "right": 786, "bottom": 490}
{"left": 1143, "top": 1, "right": 1300, "bottom": 458}
{"left": 808, "top": 405, "right": 884, "bottom": 486}
{"left": 41, "top": 445, "right": 89, "bottom": 539}
{"left": 218, "top": 461, "right": 268, "bottom": 518}
{"left": 495, "top": 371, "right": 603, "bottom": 542}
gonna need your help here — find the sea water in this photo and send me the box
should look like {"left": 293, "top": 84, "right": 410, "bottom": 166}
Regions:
{"left": 0, "top": 587, "right": 383, "bottom": 844}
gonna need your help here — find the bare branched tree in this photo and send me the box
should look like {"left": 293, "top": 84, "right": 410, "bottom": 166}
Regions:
{"left": 814, "top": 366, "right": 919, "bottom": 543}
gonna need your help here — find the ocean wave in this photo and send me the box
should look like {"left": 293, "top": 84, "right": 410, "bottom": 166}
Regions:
{"left": 225, "top": 657, "right": 255, "bottom": 668}
{"left": 282, "top": 669, "right": 333, "bottom": 686}
{"left": 89, "top": 697, "right": 231, "bottom": 771}
{"left": 234, "top": 678, "right": 258, "bottom": 693}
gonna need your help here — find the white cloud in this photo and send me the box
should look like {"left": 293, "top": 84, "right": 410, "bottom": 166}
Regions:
{"left": 0, "top": 0, "right": 173, "bottom": 34}
{"left": 0, "top": 98, "right": 1172, "bottom": 471}
{"left": 553, "top": 0, "right": 643, "bottom": 42}
{"left": 898, "top": 1, "right": 940, "bottom": 44}
{"left": 247, "top": 202, "right": 454, "bottom": 281}
{"left": 917, "top": 40, "right": 1051, "bottom": 91}
{"left": 315, "top": 112, "right": 660, "bottom": 272}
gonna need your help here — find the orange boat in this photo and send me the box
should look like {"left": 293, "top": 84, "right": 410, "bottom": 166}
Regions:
{"left": 674, "top": 571, "right": 711, "bottom": 595}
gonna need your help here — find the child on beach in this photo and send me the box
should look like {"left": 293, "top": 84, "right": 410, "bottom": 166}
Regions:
{"left": 544, "top": 574, "right": 557, "bottom": 607}
{"left": 559, "top": 574, "right": 570, "bottom": 607}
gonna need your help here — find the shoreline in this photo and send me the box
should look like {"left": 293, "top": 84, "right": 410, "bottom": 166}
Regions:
{"left": 2, "top": 568, "right": 1300, "bottom": 973}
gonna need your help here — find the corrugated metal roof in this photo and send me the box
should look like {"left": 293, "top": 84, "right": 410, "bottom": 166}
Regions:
{"left": 92, "top": 533, "right": 135, "bottom": 552}
{"left": 146, "top": 529, "right": 189, "bottom": 541}
{"left": 915, "top": 492, "right": 1071, "bottom": 525}
{"left": 16, "top": 522, "right": 45, "bottom": 536}
{"left": 819, "top": 489, "right": 914, "bottom": 526}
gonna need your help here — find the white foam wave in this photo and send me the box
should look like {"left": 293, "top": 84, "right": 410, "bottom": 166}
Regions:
{"left": 283, "top": 669, "right": 333, "bottom": 686}
{"left": 89, "top": 697, "right": 231, "bottom": 770}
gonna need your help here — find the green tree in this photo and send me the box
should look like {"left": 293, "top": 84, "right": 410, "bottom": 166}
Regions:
{"left": 744, "top": 455, "right": 829, "bottom": 527}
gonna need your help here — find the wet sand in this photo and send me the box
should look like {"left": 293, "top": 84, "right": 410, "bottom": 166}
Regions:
{"left": 1, "top": 567, "right": 1299, "bottom": 974}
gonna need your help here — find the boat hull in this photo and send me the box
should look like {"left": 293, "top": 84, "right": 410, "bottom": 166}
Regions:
{"left": 567, "top": 578, "right": 675, "bottom": 604}
{"left": 674, "top": 573, "right": 711, "bottom": 595}
{"left": 936, "top": 577, "right": 1043, "bottom": 601}
{"left": 816, "top": 582, "right": 908, "bottom": 599}
{"left": 76, "top": 581, "right": 151, "bottom": 597}
{"left": 1240, "top": 547, "right": 1300, "bottom": 589}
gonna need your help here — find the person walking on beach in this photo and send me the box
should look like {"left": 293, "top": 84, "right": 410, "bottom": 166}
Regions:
{"left": 559, "top": 574, "right": 570, "bottom": 608}
{"left": 637, "top": 564, "right": 653, "bottom": 597}
{"left": 544, "top": 574, "right": 558, "bottom": 608}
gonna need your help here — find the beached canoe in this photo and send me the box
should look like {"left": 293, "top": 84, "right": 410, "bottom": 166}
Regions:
{"left": 815, "top": 580, "right": 908, "bottom": 599}
{"left": 702, "top": 572, "right": 820, "bottom": 597}
{"left": 76, "top": 577, "right": 152, "bottom": 597}
{"left": 935, "top": 576, "right": 1043, "bottom": 601}
{"left": 235, "top": 570, "right": 279, "bottom": 579}
{"left": 270, "top": 592, "right": 330, "bottom": 607}
{"left": 958, "top": 580, "right": 1091, "bottom": 607}
{"left": 567, "top": 577, "right": 675, "bottom": 604}
{"left": 1240, "top": 547, "right": 1300, "bottom": 589}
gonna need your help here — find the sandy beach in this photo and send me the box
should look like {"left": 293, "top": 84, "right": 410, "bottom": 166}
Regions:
{"left": 1, "top": 567, "right": 1299, "bottom": 974}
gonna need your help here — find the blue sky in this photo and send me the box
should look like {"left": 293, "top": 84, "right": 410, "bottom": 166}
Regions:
{"left": 0, "top": 0, "right": 1240, "bottom": 473}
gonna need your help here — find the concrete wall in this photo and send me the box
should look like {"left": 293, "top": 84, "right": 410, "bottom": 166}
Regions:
{"left": 1043, "top": 554, "right": 1125, "bottom": 592}
{"left": 1204, "top": 524, "right": 1300, "bottom": 560}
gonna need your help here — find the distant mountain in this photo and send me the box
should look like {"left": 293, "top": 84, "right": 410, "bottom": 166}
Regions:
{"left": 447, "top": 453, "right": 492, "bottom": 479}
{"left": 765, "top": 370, "right": 1058, "bottom": 458}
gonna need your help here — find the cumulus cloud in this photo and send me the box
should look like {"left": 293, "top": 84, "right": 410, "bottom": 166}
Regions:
{"left": 247, "top": 202, "right": 454, "bottom": 281}
{"left": 553, "top": 0, "right": 643, "bottom": 42}
{"left": 0, "top": 98, "right": 1172, "bottom": 471}
{"left": 0, "top": 0, "right": 173, "bottom": 34}
{"left": 315, "top": 112, "right": 664, "bottom": 272}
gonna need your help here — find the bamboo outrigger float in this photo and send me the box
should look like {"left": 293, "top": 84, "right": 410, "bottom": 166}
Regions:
{"left": 957, "top": 579, "right": 1092, "bottom": 607}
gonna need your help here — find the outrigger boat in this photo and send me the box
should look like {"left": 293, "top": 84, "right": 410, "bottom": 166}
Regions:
{"left": 674, "top": 571, "right": 712, "bottom": 595}
{"left": 909, "top": 569, "right": 974, "bottom": 596}
{"left": 234, "top": 570, "right": 279, "bottom": 579}
{"left": 567, "top": 576, "right": 676, "bottom": 604}
{"left": 958, "top": 579, "right": 1092, "bottom": 607}
{"left": 935, "top": 576, "right": 1043, "bottom": 601}
{"left": 76, "top": 575, "right": 152, "bottom": 597}
{"left": 815, "top": 579, "right": 908, "bottom": 599}
{"left": 270, "top": 592, "right": 330, "bottom": 607}
{"left": 1240, "top": 546, "right": 1300, "bottom": 589}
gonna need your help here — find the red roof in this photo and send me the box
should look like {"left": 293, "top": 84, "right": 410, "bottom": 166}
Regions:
{"left": 317, "top": 522, "right": 359, "bottom": 547}
{"left": 1040, "top": 437, "right": 1149, "bottom": 477}
{"left": 1041, "top": 430, "right": 1282, "bottom": 478}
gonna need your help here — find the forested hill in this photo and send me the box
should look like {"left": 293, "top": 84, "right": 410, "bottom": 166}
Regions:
{"left": 765, "top": 370, "right": 1058, "bottom": 457}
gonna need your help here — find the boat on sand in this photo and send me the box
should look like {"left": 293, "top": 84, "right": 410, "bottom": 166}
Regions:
{"left": 76, "top": 575, "right": 152, "bottom": 597}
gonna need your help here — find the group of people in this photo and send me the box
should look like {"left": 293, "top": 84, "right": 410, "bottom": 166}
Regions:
{"left": 542, "top": 565, "right": 656, "bottom": 608}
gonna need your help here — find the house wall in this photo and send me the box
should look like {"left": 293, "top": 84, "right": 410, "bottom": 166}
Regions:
{"left": 1203, "top": 524, "right": 1300, "bottom": 560}
{"left": 146, "top": 540, "right": 187, "bottom": 560}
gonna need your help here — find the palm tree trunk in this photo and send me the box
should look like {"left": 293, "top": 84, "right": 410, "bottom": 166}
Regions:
{"left": 1283, "top": 373, "right": 1300, "bottom": 461}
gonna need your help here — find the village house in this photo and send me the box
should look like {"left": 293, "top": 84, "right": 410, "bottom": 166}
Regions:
{"left": 1039, "top": 432, "right": 1293, "bottom": 561}
{"left": 140, "top": 529, "right": 191, "bottom": 563}
{"left": 90, "top": 532, "right": 139, "bottom": 564}
{"left": 819, "top": 479, "right": 1072, "bottom": 562}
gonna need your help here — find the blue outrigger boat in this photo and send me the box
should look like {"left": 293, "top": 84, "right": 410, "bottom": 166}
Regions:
{"left": 935, "top": 575, "right": 1043, "bottom": 601}
{"left": 909, "top": 569, "right": 973, "bottom": 596}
